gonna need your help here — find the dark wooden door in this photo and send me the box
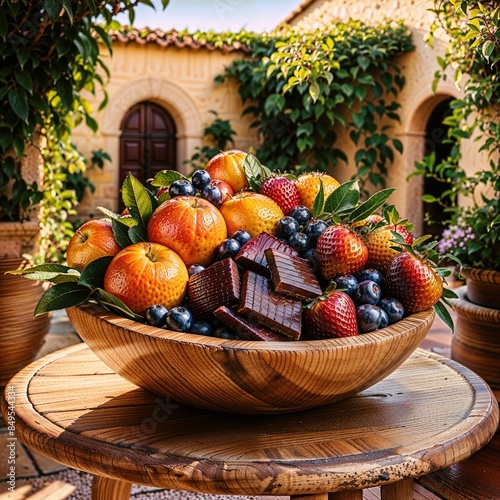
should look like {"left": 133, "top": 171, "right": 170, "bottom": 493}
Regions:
{"left": 119, "top": 102, "right": 176, "bottom": 206}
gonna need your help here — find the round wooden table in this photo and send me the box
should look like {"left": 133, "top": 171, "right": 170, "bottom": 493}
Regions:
{"left": 2, "top": 344, "right": 498, "bottom": 500}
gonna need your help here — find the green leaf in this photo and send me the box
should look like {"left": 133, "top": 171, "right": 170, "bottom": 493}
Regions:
{"left": 95, "top": 289, "right": 143, "bottom": 321}
{"left": 324, "top": 180, "right": 360, "bottom": 214}
{"left": 8, "top": 87, "right": 29, "bottom": 122}
{"left": 243, "top": 153, "right": 263, "bottom": 182}
{"left": 34, "top": 283, "right": 91, "bottom": 317}
{"left": 129, "top": 224, "right": 148, "bottom": 243}
{"left": 312, "top": 178, "right": 325, "bottom": 218}
{"left": 44, "top": 0, "right": 64, "bottom": 21}
{"left": 434, "top": 300, "right": 455, "bottom": 333}
{"left": 112, "top": 219, "right": 134, "bottom": 248}
{"left": 79, "top": 256, "right": 113, "bottom": 288}
{"left": 150, "top": 169, "right": 188, "bottom": 187}
{"left": 14, "top": 68, "right": 33, "bottom": 93}
{"left": 442, "top": 288, "right": 459, "bottom": 299}
{"left": 122, "top": 174, "right": 154, "bottom": 229}
{"left": 482, "top": 40, "right": 494, "bottom": 60}
{"left": 349, "top": 188, "right": 395, "bottom": 222}
{"left": 55, "top": 78, "right": 73, "bottom": 110}
{"left": 264, "top": 93, "right": 285, "bottom": 114}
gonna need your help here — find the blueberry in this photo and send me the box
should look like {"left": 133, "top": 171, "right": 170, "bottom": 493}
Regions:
{"left": 144, "top": 304, "right": 169, "bottom": 327}
{"left": 356, "top": 268, "right": 385, "bottom": 287}
{"left": 214, "top": 327, "right": 237, "bottom": 339}
{"left": 201, "top": 185, "right": 223, "bottom": 206}
{"left": 352, "top": 280, "right": 382, "bottom": 306}
{"left": 190, "top": 320, "right": 214, "bottom": 336}
{"left": 356, "top": 304, "right": 383, "bottom": 333}
{"left": 277, "top": 216, "right": 300, "bottom": 238}
{"left": 303, "top": 248, "right": 319, "bottom": 273}
{"left": 378, "top": 297, "right": 405, "bottom": 324}
{"left": 333, "top": 274, "right": 359, "bottom": 296}
{"left": 288, "top": 205, "right": 312, "bottom": 225}
{"left": 287, "top": 232, "right": 311, "bottom": 254}
{"left": 304, "top": 220, "right": 328, "bottom": 244}
{"left": 187, "top": 264, "right": 205, "bottom": 276}
{"left": 379, "top": 309, "right": 390, "bottom": 329}
{"left": 166, "top": 306, "right": 193, "bottom": 332}
{"left": 169, "top": 179, "right": 196, "bottom": 198}
{"left": 231, "top": 229, "right": 252, "bottom": 246}
{"left": 215, "top": 238, "right": 241, "bottom": 260}
{"left": 191, "top": 170, "right": 211, "bottom": 190}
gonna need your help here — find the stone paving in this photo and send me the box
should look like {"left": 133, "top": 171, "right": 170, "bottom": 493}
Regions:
{"left": 1, "top": 309, "right": 451, "bottom": 499}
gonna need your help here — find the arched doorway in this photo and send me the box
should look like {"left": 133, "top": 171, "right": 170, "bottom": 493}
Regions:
{"left": 422, "top": 98, "right": 453, "bottom": 237}
{"left": 119, "top": 101, "right": 177, "bottom": 207}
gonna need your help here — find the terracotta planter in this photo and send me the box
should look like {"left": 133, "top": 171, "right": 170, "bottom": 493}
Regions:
{"left": 451, "top": 287, "right": 500, "bottom": 404}
{"left": 460, "top": 267, "right": 500, "bottom": 310}
{"left": 0, "top": 221, "right": 51, "bottom": 387}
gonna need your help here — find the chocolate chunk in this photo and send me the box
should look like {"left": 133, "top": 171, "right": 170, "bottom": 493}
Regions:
{"left": 214, "top": 306, "right": 290, "bottom": 342}
{"left": 234, "top": 232, "right": 299, "bottom": 277}
{"left": 238, "top": 270, "right": 302, "bottom": 340}
{"left": 188, "top": 258, "right": 240, "bottom": 320}
{"left": 265, "top": 248, "right": 322, "bottom": 300}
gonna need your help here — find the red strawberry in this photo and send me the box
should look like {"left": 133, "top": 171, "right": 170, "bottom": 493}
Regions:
{"left": 366, "top": 224, "right": 413, "bottom": 273}
{"left": 385, "top": 251, "right": 443, "bottom": 313}
{"left": 316, "top": 225, "right": 368, "bottom": 279}
{"left": 259, "top": 176, "right": 300, "bottom": 215}
{"left": 304, "top": 289, "right": 358, "bottom": 339}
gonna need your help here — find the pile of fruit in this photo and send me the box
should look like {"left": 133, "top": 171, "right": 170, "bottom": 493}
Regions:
{"left": 14, "top": 149, "right": 457, "bottom": 339}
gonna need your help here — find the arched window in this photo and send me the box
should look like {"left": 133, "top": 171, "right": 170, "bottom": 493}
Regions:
{"left": 119, "top": 102, "right": 176, "bottom": 207}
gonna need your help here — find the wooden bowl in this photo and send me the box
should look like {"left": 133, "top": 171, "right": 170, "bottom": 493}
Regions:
{"left": 67, "top": 303, "right": 435, "bottom": 414}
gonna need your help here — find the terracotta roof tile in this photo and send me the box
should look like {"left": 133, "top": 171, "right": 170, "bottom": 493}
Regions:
{"left": 110, "top": 28, "right": 251, "bottom": 53}
{"left": 281, "top": 0, "right": 316, "bottom": 25}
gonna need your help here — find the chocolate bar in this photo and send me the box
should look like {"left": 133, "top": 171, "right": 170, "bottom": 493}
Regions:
{"left": 214, "top": 306, "right": 290, "bottom": 342}
{"left": 238, "top": 270, "right": 302, "bottom": 340}
{"left": 234, "top": 232, "right": 299, "bottom": 277}
{"left": 265, "top": 248, "right": 322, "bottom": 300}
{"left": 188, "top": 258, "right": 240, "bottom": 320}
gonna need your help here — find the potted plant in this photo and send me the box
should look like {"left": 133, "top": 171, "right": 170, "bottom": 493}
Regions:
{"left": 413, "top": 0, "right": 500, "bottom": 402}
{"left": 0, "top": 0, "right": 168, "bottom": 386}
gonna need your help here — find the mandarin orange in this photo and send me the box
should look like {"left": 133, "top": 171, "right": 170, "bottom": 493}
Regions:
{"left": 103, "top": 242, "right": 188, "bottom": 315}
{"left": 295, "top": 172, "right": 340, "bottom": 212}
{"left": 66, "top": 219, "right": 122, "bottom": 271}
{"left": 204, "top": 149, "right": 249, "bottom": 192}
{"left": 147, "top": 196, "right": 227, "bottom": 267}
{"left": 219, "top": 192, "right": 284, "bottom": 237}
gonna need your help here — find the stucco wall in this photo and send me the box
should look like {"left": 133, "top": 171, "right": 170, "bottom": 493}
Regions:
{"left": 287, "top": 0, "right": 486, "bottom": 235}
{"left": 72, "top": 43, "right": 257, "bottom": 216}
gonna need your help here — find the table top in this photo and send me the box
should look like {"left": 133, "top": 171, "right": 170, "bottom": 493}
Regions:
{"left": 2, "top": 344, "right": 498, "bottom": 496}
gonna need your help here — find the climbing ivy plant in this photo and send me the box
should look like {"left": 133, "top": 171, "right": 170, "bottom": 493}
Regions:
{"left": 217, "top": 20, "right": 414, "bottom": 191}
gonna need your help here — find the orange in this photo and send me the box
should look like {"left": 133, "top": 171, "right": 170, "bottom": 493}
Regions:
{"left": 147, "top": 196, "right": 227, "bottom": 267}
{"left": 295, "top": 172, "right": 340, "bottom": 212}
{"left": 66, "top": 219, "right": 122, "bottom": 271}
{"left": 103, "top": 242, "right": 188, "bottom": 315}
{"left": 219, "top": 192, "right": 284, "bottom": 237}
{"left": 205, "top": 149, "right": 249, "bottom": 193}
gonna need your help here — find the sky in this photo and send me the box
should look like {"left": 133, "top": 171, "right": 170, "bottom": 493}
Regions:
{"left": 115, "top": 0, "right": 305, "bottom": 32}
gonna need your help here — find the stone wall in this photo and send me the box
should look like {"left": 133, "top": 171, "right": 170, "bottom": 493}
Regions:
{"left": 72, "top": 43, "right": 257, "bottom": 216}
{"left": 287, "top": 0, "right": 487, "bottom": 235}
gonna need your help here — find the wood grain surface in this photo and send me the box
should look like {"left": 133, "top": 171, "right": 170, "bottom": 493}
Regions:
{"left": 66, "top": 303, "right": 435, "bottom": 414}
{"left": 2, "top": 344, "right": 498, "bottom": 497}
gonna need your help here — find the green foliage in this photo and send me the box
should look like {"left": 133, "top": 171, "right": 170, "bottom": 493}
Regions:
{"left": 8, "top": 258, "right": 142, "bottom": 320}
{"left": 185, "top": 111, "right": 237, "bottom": 172}
{"left": 413, "top": 0, "right": 500, "bottom": 271}
{"left": 0, "top": 0, "right": 168, "bottom": 235}
{"left": 217, "top": 20, "right": 413, "bottom": 191}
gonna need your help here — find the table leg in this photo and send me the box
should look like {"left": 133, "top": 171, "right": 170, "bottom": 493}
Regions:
{"left": 328, "top": 492, "right": 363, "bottom": 499}
{"left": 380, "top": 478, "right": 413, "bottom": 499}
{"left": 92, "top": 475, "right": 132, "bottom": 500}
{"left": 291, "top": 493, "right": 362, "bottom": 500}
